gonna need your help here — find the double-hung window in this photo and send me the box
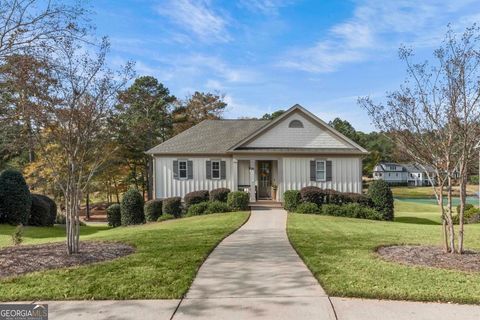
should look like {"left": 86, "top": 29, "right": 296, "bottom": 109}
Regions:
{"left": 178, "top": 160, "right": 188, "bottom": 179}
{"left": 316, "top": 160, "right": 326, "bottom": 181}
{"left": 211, "top": 160, "right": 220, "bottom": 179}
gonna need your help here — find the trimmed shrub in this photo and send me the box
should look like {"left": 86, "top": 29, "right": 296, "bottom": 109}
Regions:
{"left": 107, "top": 204, "right": 121, "bottom": 227}
{"left": 0, "top": 169, "right": 32, "bottom": 225}
{"left": 210, "top": 188, "right": 230, "bottom": 202}
{"left": 295, "top": 202, "right": 319, "bottom": 214}
{"left": 28, "top": 195, "right": 51, "bottom": 226}
{"left": 322, "top": 204, "right": 348, "bottom": 217}
{"left": 187, "top": 202, "right": 209, "bottom": 216}
{"left": 162, "top": 197, "right": 182, "bottom": 217}
{"left": 120, "top": 188, "right": 145, "bottom": 225}
{"left": 284, "top": 190, "right": 301, "bottom": 212}
{"left": 184, "top": 190, "right": 209, "bottom": 208}
{"left": 33, "top": 194, "right": 57, "bottom": 226}
{"left": 205, "top": 201, "right": 231, "bottom": 214}
{"left": 321, "top": 203, "right": 382, "bottom": 220}
{"left": 456, "top": 203, "right": 474, "bottom": 214}
{"left": 367, "top": 180, "right": 394, "bottom": 221}
{"left": 158, "top": 213, "right": 175, "bottom": 222}
{"left": 144, "top": 199, "right": 162, "bottom": 222}
{"left": 300, "top": 186, "right": 324, "bottom": 206}
{"left": 227, "top": 191, "right": 249, "bottom": 211}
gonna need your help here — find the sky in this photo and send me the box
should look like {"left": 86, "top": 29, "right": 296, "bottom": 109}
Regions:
{"left": 91, "top": 0, "right": 480, "bottom": 132}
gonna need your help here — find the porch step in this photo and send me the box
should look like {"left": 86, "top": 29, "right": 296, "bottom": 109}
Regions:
{"left": 249, "top": 201, "right": 283, "bottom": 208}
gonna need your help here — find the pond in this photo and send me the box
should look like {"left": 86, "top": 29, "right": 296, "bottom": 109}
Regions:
{"left": 395, "top": 196, "right": 479, "bottom": 206}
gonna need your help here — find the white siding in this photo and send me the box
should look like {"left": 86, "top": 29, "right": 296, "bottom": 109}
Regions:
{"left": 245, "top": 113, "right": 351, "bottom": 149}
{"left": 281, "top": 156, "right": 362, "bottom": 197}
{"left": 154, "top": 156, "right": 232, "bottom": 199}
{"left": 238, "top": 160, "right": 250, "bottom": 186}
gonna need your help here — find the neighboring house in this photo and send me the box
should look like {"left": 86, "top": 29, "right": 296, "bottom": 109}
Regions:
{"left": 373, "top": 162, "right": 435, "bottom": 186}
{"left": 147, "top": 104, "right": 368, "bottom": 202}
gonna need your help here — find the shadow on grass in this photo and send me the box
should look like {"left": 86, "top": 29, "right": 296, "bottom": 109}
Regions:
{"left": 394, "top": 217, "right": 440, "bottom": 225}
{"left": 0, "top": 225, "right": 111, "bottom": 239}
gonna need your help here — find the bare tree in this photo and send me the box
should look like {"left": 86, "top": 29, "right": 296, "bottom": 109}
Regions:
{"left": 29, "top": 37, "right": 133, "bottom": 254}
{"left": 359, "top": 25, "right": 480, "bottom": 254}
{"left": 0, "top": 0, "right": 87, "bottom": 59}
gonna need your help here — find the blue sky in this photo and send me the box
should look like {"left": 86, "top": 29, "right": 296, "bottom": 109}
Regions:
{"left": 92, "top": 0, "right": 480, "bottom": 132}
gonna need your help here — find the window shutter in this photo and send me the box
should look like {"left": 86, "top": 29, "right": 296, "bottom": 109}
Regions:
{"left": 310, "top": 160, "right": 316, "bottom": 181}
{"left": 220, "top": 161, "right": 226, "bottom": 179}
{"left": 326, "top": 160, "right": 333, "bottom": 181}
{"left": 206, "top": 160, "right": 211, "bottom": 179}
{"left": 187, "top": 160, "right": 193, "bottom": 179}
{"left": 173, "top": 160, "right": 178, "bottom": 179}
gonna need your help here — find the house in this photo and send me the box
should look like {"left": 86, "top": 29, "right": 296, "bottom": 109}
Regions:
{"left": 146, "top": 104, "right": 368, "bottom": 202}
{"left": 373, "top": 162, "right": 434, "bottom": 186}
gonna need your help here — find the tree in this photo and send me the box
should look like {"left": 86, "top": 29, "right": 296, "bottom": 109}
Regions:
{"left": 262, "top": 110, "right": 285, "bottom": 120}
{"left": 359, "top": 25, "right": 480, "bottom": 254}
{"left": 329, "top": 118, "right": 360, "bottom": 143}
{"left": 173, "top": 91, "right": 227, "bottom": 134}
{"left": 114, "top": 76, "right": 175, "bottom": 200}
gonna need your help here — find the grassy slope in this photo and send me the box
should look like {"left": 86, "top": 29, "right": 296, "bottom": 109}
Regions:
{"left": 288, "top": 202, "right": 480, "bottom": 304}
{"left": 0, "top": 212, "right": 249, "bottom": 301}
{"left": 391, "top": 185, "right": 478, "bottom": 198}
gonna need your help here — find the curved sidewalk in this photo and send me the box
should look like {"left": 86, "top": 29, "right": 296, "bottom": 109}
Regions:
{"left": 173, "top": 207, "right": 336, "bottom": 320}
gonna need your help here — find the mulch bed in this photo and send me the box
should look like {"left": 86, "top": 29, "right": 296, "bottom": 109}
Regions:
{"left": 0, "top": 241, "right": 135, "bottom": 279}
{"left": 377, "top": 245, "right": 480, "bottom": 272}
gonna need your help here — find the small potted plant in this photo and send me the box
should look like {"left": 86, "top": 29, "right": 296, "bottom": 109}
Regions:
{"left": 271, "top": 181, "right": 278, "bottom": 200}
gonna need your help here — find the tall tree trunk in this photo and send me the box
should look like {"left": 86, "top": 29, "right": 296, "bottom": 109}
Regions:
{"left": 86, "top": 190, "right": 90, "bottom": 220}
{"left": 439, "top": 187, "right": 449, "bottom": 253}
{"left": 458, "top": 171, "right": 467, "bottom": 254}
{"left": 447, "top": 176, "right": 455, "bottom": 253}
{"left": 146, "top": 157, "right": 153, "bottom": 201}
{"left": 65, "top": 183, "right": 81, "bottom": 254}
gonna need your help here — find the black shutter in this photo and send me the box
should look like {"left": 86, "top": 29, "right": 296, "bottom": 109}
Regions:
{"left": 206, "top": 160, "right": 211, "bottom": 179}
{"left": 173, "top": 160, "right": 178, "bottom": 179}
{"left": 220, "top": 161, "right": 226, "bottom": 179}
{"left": 187, "top": 160, "right": 193, "bottom": 179}
{"left": 310, "top": 160, "right": 316, "bottom": 181}
{"left": 326, "top": 160, "right": 332, "bottom": 181}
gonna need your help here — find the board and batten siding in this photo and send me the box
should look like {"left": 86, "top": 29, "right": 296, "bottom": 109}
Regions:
{"left": 245, "top": 113, "right": 351, "bottom": 149}
{"left": 282, "top": 157, "right": 362, "bottom": 196}
{"left": 238, "top": 160, "right": 250, "bottom": 186}
{"left": 154, "top": 156, "right": 232, "bottom": 199}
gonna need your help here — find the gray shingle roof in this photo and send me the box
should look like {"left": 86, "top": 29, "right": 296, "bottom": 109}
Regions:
{"left": 146, "top": 119, "right": 270, "bottom": 154}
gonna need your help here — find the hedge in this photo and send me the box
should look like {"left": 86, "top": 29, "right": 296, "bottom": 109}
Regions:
{"left": 284, "top": 190, "right": 301, "bottom": 211}
{"left": 295, "top": 202, "right": 319, "bottom": 214}
{"left": 186, "top": 202, "right": 209, "bottom": 216}
{"left": 33, "top": 194, "right": 57, "bottom": 226}
{"left": 300, "top": 186, "right": 324, "bottom": 206}
{"left": 184, "top": 190, "right": 209, "bottom": 208}
{"left": 227, "top": 191, "right": 249, "bottom": 211}
{"left": 210, "top": 188, "right": 230, "bottom": 202}
{"left": 144, "top": 199, "right": 162, "bottom": 222}
{"left": 107, "top": 204, "right": 121, "bottom": 227}
{"left": 367, "top": 180, "right": 394, "bottom": 221}
{"left": 0, "top": 169, "right": 32, "bottom": 225}
{"left": 28, "top": 195, "right": 51, "bottom": 226}
{"left": 120, "top": 188, "right": 145, "bottom": 225}
{"left": 162, "top": 197, "right": 182, "bottom": 217}
{"left": 321, "top": 203, "right": 382, "bottom": 220}
{"left": 205, "top": 201, "right": 231, "bottom": 214}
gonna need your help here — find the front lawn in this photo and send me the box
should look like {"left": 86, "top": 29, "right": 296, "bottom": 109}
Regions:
{"left": 391, "top": 185, "right": 478, "bottom": 198}
{"left": 0, "top": 212, "right": 249, "bottom": 300}
{"left": 287, "top": 206, "right": 480, "bottom": 304}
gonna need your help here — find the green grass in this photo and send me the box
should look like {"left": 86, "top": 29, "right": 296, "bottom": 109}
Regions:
{"left": 391, "top": 185, "right": 478, "bottom": 198}
{"left": 287, "top": 202, "right": 480, "bottom": 304}
{"left": 0, "top": 212, "right": 249, "bottom": 301}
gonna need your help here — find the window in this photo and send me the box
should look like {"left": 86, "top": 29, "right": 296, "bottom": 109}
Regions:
{"left": 316, "top": 160, "right": 325, "bottom": 181}
{"left": 178, "top": 160, "right": 187, "bottom": 179}
{"left": 289, "top": 120, "right": 304, "bottom": 128}
{"left": 211, "top": 160, "right": 220, "bottom": 179}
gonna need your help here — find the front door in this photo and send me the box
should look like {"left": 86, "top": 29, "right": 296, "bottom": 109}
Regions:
{"left": 258, "top": 161, "right": 272, "bottom": 199}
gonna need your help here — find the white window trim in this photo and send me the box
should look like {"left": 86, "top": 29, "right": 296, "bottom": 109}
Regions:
{"left": 178, "top": 160, "right": 188, "bottom": 180}
{"left": 315, "top": 160, "right": 326, "bottom": 182}
{"left": 211, "top": 160, "right": 221, "bottom": 180}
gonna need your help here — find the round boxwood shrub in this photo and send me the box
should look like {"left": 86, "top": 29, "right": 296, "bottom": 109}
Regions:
{"left": 107, "top": 204, "right": 121, "bottom": 227}
{"left": 205, "top": 201, "right": 231, "bottom": 214}
{"left": 33, "top": 194, "right": 57, "bottom": 226}
{"left": 300, "top": 186, "right": 324, "bottom": 206}
{"left": 0, "top": 169, "right": 32, "bottom": 225}
{"left": 28, "top": 195, "right": 50, "bottom": 226}
{"left": 367, "top": 180, "right": 394, "bottom": 221}
{"left": 184, "top": 190, "right": 209, "bottom": 208}
{"left": 457, "top": 203, "right": 474, "bottom": 214}
{"left": 120, "top": 188, "right": 145, "bottom": 225}
{"left": 283, "top": 190, "right": 301, "bottom": 211}
{"left": 187, "top": 201, "right": 209, "bottom": 216}
{"left": 162, "top": 197, "right": 182, "bottom": 218}
{"left": 227, "top": 191, "right": 249, "bottom": 211}
{"left": 295, "top": 202, "right": 319, "bottom": 214}
{"left": 209, "top": 188, "right": 230, "bottom": 202}
{"left": 144, "top": 199, "right": 162, "bottom": 222}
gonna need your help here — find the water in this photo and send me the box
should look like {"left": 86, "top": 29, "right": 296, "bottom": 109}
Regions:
{"left": 395, "top": 196, "right": 479, "bottom": 206}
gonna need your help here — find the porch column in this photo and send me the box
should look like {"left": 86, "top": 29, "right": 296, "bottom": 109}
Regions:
{"left": 232, "top": 158, "right": 238, "bottom": 191}
{"left": 249, "top": 159, "right": 256, "bottom": 202}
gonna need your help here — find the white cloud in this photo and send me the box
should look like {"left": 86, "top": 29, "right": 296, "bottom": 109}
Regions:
{"left": 279, "top": 0, "right": 480, "bottom": 73}
{"left": 156, "top": 0, "right": 230, "bottom": 43}
{"left": 238, "top": 0, "right": 296, "bottom": 15}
